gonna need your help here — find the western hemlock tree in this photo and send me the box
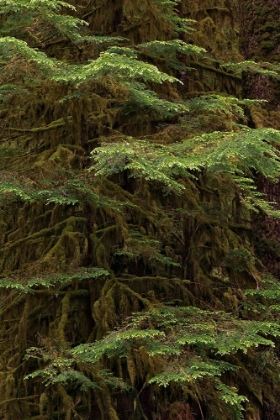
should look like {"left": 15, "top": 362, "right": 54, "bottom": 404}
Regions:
{"left": 1, "top": 0, "right": 280, "bottom": 419}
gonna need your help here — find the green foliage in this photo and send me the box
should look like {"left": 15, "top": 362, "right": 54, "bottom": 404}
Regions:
{"left": 113, "top": 229, "right": 181, "bottom": 267}
{"left": 153, "top": 0, "right": 196, "bottom": 34}
{"left": 0, "top": 0, "right": 75, "bottom": 14}
{"left": 0, "top": 171, "right": 135, "bottom": 211}
{"left": 53, "top": 49, "right": 182, "bottom": 85}
{"left": 0, "top": 37, "right": 57, "bottom": 72}
{"left": 215, "top": 382, "right": 248, "bottom": 420}
{"left": 0, "top": 0, "right": 84, "bottom": 42}
{"left": 25, "top": 347, "right": 128, "bottom": 392}
{"left": 138, "top": 39, "right": 206, "bottom": 70}
{"left": 91, "top": 127, "right": 280, "bottom": 215}
{"left": 148, "top": 360, "right": 237, "bottom": 386}
{"left": 222, "top": 60, "right": 280, "bottom": 78}
{"left": 224, "top": 249, "right": 254, "bottom": 271}
{"left": 73, "top": 329, "right": 165, "bottom": 362}
{"left": 25, "top": 353, "right": 98, "bottom": 391}
{"left": 0, "top": 268, "right": 109, "bottom": 293}
{"left": 186, "top": 94, "right": 265, "bottom": 122}
{"left": 28, "top": 304, "right": 280, "bottom": 419}
{"left": 244, "top": 276, "right": 280, "bottom": 315}
{"left": 124, "top": 84, "right": 187, "bottom": 117}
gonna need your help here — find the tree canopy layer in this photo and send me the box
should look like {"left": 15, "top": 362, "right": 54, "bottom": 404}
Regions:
{"left": 1, "top": 1, "right": 280, "bottom": 419}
